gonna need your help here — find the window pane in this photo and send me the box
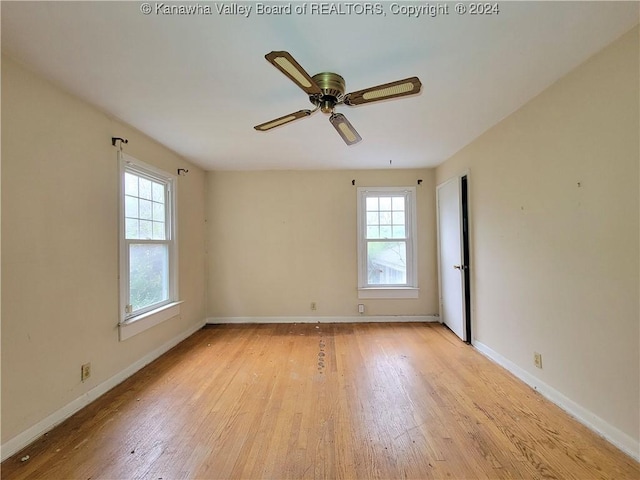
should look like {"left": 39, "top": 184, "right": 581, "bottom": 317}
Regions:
{"left": 139, "top": 199, "right": 152, "bottom": 220}
{"left": 366, "top": 212, "right": 379, "bottom": 226}
{"left": 153, "top": 221, "right": 165, "bottom": 240}
{"left": 125, "top": 196, "right": 138, "bottom": 218}
{"left": 392, "top": 197, "right": 405, "bottom": 211}
{"left": 139, "top": 178, "right": 152, "bottom": 200}
{"left": 380, "top": 226, "right": 392, "bottom": 238}
{"left": 367, "top": 241, "right": 407, "bottom": 285}
{"left": 126, "top": 219, "right": 139, "bottom": 239}
{"left": 152, "top": 182, "right": 165, "bottom": 203}
{"left": 140, "top": 220, "right": 153, "bottom": 239}
{"left": 379, "top": 197, "right": 391, "bottom": 210}
{"left": 392, "top": 211, "right": 405, "bottom": 225}
{"left": 379, "top": 211, "right": 392, "bottom": 225}
{"left": 366, "top": 197, "right": 378, "bottom": 211}
{"left": 129, "top": 244, "right": 169, "bottom": 311}
{"left": 125, "top": 173, "right": 138, "bottom": 196}
{"left": 153, "top": 202, "right": 165, "bottom": 222}
{"left": 392, "top": 226, "right": 405, "bottom": 238}
{"left": 366, "top": 226, "right": 379, "bottom": 239}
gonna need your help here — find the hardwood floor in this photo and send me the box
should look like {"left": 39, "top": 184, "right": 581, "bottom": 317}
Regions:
{"left": 2, "top": 323, "right": 638, "bottom": 479}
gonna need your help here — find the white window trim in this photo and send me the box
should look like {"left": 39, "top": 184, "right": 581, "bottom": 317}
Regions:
{"left": 358, "top": 288, "right": 419, "bottom": 299}
{"left": 118, "top": 152, "right": 180, "bottom": 340}
{"left": 357, "top": 186, "right": 418, "bottom": 299}
{"left": 118, "top": 301, "right": 183, "bottom": 341}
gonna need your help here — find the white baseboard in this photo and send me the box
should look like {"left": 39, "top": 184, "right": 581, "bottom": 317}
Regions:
{"left": 474, "top": 340, "right": 640, "bottom": 462}
{"left": 0, "top": 319, "right": 206, "bottom": 462}
{"left": 206, "top": 315, "right": 440, "bottom": 324}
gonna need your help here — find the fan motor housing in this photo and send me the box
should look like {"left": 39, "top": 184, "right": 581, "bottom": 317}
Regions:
{"left": 309, "top": 72, "right": 345, "bottom": 113}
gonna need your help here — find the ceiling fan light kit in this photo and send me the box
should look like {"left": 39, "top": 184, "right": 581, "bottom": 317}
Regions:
{"left": 254, "top": 51, "right": 422, "bottom": 145}
{"left": 330, "top": 113, "right": 362, "bottom": 145}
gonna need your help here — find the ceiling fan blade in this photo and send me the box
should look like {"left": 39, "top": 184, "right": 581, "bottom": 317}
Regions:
{"left": 344, "top": 77, "right": 422, "bottom": 106}
{"left": 254, "top": 109, "right": 312, "bottom": 131}
{"left": 265, "top": 51, "right": 322, "bottom": 95}
{"left": 329, "top": 113, "right": 362, "bottom": 146}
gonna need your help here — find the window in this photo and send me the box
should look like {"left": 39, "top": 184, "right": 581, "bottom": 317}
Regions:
{"left": 119, "top": 153, "right": 179, "bottom": 340}
{"left": 357, "top": 187, "right": 418, "bottom": 298}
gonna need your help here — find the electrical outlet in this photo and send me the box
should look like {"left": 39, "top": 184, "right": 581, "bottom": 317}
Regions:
{"left": 358, "top": 304, "right": 365, "bottom": 314}
{"left": 533, "top": 352, "right": 543, "bottom": 369}
{"left": 311, "top": 302, "right": 317, "bottom": 311}
{"left": 81, "top": 362, "right": 91, "bottom": 382}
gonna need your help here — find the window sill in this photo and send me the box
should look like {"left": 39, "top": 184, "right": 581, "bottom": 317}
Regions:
{"left": 358, "top": 288, "right": 419, "bottom": 299}
{"left": 119, "top": 301, "right": 183, "bottom": 341}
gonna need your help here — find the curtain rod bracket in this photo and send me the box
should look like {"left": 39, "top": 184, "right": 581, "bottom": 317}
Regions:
{"left": 111, "top": 137, "right": 128, "bottom": 150}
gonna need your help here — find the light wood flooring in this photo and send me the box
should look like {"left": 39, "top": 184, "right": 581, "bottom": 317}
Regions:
{"left": 2, "top": 323, "right": 639, "bottom": 479}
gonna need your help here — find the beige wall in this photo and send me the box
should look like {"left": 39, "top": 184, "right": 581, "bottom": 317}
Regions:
{"left": 206, "top": 169, "right": 438, "bottom": 318}
{"left": 436, "top": 27, "right": 639, "bottom": 444}
{"left": 1, "top": 56, "right": 207, "bottom": 444}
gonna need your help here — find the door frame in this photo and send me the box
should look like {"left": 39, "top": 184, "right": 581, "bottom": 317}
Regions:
{"left": 436, "top": 171, "right": 473, "bottom": 343}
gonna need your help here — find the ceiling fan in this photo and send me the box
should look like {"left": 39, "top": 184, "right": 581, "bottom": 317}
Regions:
{"left": 254, "top": 51, "right": 422, "bottom": 146}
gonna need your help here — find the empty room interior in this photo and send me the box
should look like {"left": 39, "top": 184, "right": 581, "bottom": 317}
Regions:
{"left": 1, "top": 1, "right": 639, "bottom": 479}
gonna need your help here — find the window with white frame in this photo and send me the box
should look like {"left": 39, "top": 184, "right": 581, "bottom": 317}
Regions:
{"left": 357, "top": 187, "right": 418, "bottom": 298}
{"left": 119, "top": 153, "right": 179, "bottom": 334}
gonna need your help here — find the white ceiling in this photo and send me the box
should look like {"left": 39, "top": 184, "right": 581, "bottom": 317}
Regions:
{"left": 2, "top": 1, "right": 638, "bottom": 171}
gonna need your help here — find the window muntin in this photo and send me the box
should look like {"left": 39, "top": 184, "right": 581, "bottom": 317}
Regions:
{"left": 358, "top": 187, "right": 417, "bottom": 291}
{"left": 120, "top": 154, "right": 177, "bottom": 320}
